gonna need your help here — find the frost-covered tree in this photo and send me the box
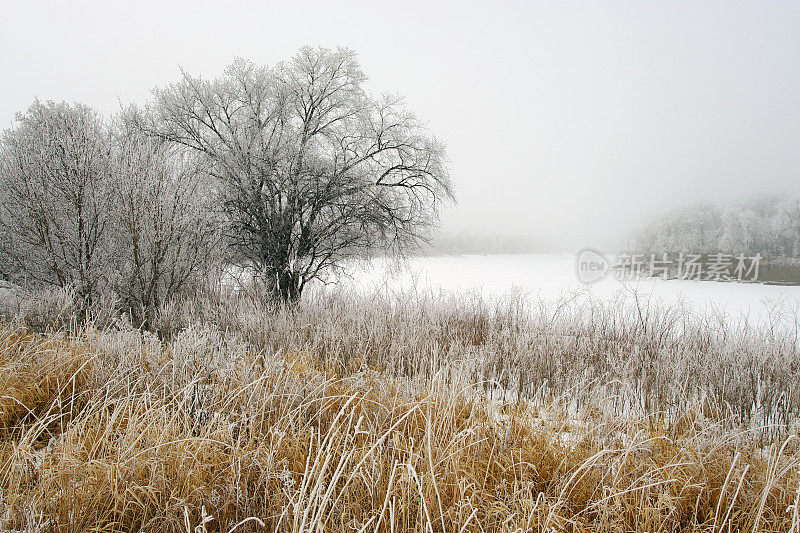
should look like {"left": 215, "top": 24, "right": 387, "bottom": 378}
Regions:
{"left": 633, "top": 194, "right": 800, "bottom": 258}
{"left": 633, "top": 203, "right": 722, "bottom": 254}
{"left": 775, "top": 197, "right": 800, "bottom": 257}
{"left": 0, "top": 100, "right": 221, "bottom": 326}
{"left": 720, "top": 206, "right": 758, "bottom": 253}
{"left": 149, "top": 47, "right": 453, "bottom": 302}
{"left": 0, "top": 101, "right": 113, "bottom": 303}
{"left": 110, "top": 112, "right": 220, "bottom": 327}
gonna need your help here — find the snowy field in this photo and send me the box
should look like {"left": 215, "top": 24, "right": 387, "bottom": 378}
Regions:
{"left": 333, "top": 253, "right": 800, "bottom": 330}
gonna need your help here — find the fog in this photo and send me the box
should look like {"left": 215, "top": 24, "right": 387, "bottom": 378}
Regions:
{"left": 2, "top": 0, "right": 800, "bottom": 247}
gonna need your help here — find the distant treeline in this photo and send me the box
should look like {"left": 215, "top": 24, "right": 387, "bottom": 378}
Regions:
{"left": 632, "top": 195, "right": 800, "bottom": 258}
{"left": 419, "top": 231, "right": 552, "bottom": 256}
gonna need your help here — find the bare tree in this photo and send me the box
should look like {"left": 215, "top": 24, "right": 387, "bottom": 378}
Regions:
{"left": 110, "top": 113, "right": 220, "bottom": 328}
{"left": 0, "top": 100, "right": 113, "bottom": 304}
{"left": 150, "top": 47, "right": 453, "bottom": 302}
{"left": 633, "top": 195, "right": 800, "bottom": 259}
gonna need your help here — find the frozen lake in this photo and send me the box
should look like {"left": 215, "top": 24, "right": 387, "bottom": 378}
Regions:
{"left": 334, "top": 253, "right": 800, "bottom": 330}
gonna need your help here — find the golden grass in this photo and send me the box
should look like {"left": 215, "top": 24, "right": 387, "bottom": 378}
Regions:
{"left": 0, "top": 327, "right": 95, "bottom": 436}
{"left": 0, "top": 318, "right": 799, "bottom": 532}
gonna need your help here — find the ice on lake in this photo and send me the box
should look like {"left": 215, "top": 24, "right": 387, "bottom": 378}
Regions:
{"left": 333, "top": 253, "right": 800, "bottom": 332}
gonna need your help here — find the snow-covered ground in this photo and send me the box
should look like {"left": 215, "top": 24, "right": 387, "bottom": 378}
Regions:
{"left": 333, "top": 253, "right": 800, "bottom": 330}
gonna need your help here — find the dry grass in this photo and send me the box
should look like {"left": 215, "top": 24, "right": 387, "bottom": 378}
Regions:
{"left": 0, "top": 288, "right": 799, "bottom": 531}
{"left": 159, "top": 287, "right": 800, "bottom": 435}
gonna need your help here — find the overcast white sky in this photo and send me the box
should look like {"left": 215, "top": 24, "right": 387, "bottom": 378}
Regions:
{"left": 2, "top": 1, "right": 799, "bottom": 246}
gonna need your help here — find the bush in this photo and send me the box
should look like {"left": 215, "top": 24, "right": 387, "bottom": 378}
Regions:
{"left": 17, "top": 286, "right": 120, "bottom": 333}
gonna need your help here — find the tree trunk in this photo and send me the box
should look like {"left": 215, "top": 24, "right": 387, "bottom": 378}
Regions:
{"left": 276, "top": 269, "right": 301, "bottom": 304}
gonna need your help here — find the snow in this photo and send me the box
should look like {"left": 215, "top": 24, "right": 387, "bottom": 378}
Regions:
{"left": 333, "top": 253, "right": 800, "bottom": 330}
